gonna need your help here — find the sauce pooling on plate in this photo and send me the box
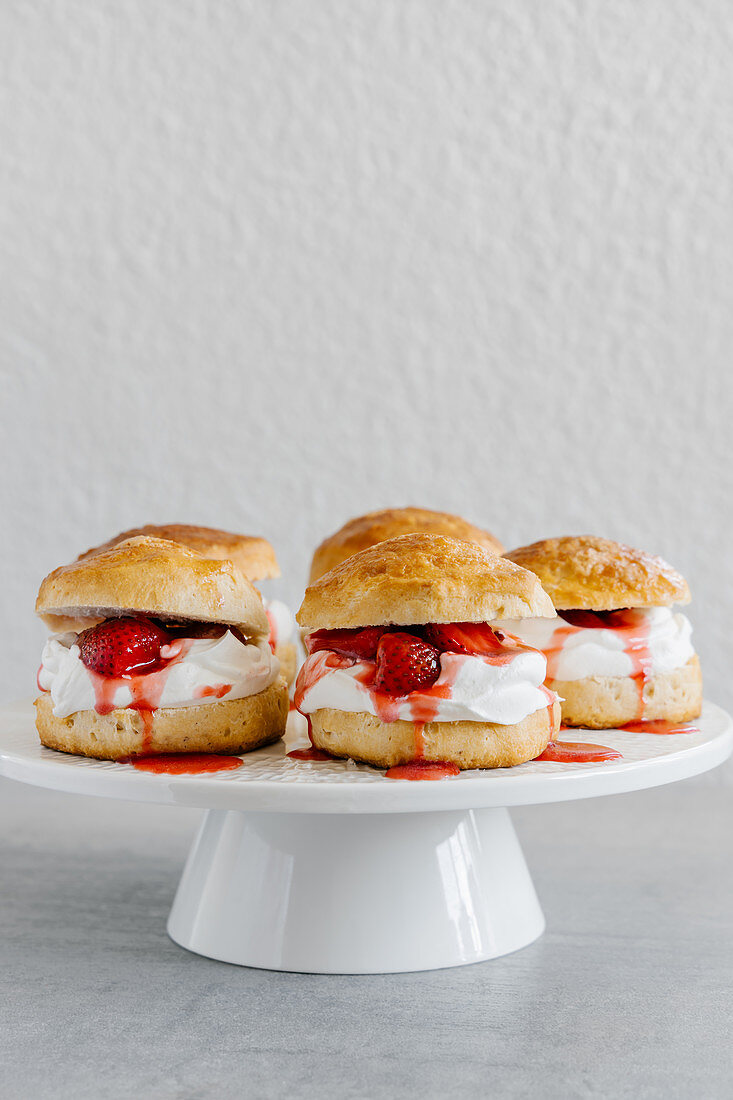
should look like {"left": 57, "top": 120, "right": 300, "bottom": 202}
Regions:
{"left": 121, "top": 754, "right": 244, "bottom": 774}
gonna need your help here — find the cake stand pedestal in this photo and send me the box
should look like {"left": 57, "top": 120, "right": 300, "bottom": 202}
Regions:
{"left": 168, "top": 805, "right": 542, "bottom": 972}
{"left": 0, "top": 701, "right": 730, "bottom": 974}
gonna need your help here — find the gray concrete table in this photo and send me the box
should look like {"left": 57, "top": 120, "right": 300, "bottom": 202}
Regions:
{"left": 1, "top": 776, "right": 731, "bottom": 1099}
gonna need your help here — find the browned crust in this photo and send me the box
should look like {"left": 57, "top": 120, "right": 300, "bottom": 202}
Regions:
{"left": 505, "top": 536, "right": 690, "bottom": 610}
{"left": 309, "top": 507, "right": 504, "bottom": 583}
{"left": 309, "top": 701, "right": 560, "bottom": 770}
{"left": 78, "top": 524, "right": 280, "bottom": 582}
{"left": 36, "top": 536, "right": 269, "bottom": 636}
{"left": 298, "top": 533, "right": 555, "bottom": 630}
{"left": 554, "top": 656, "right": 702, "bottom": 728}
{"left": 34, "top": 678, "right": 289, "bottom": 760}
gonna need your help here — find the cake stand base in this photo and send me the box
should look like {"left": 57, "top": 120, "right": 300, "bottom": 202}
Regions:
{"left": 166, "top": 806, "right": 545, "bottom": 973}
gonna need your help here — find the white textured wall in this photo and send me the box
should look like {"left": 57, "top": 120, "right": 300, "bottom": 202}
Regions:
{"left": 2, "top": 2, "right": 732, "bottom": 771}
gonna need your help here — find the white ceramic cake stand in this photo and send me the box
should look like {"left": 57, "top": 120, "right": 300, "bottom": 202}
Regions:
{"left": 0, "top": 700, "right": 730, "bottom": 974}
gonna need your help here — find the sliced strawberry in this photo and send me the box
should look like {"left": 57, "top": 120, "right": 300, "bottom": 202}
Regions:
{"left": 557, "top": 609, "right": 642, "bottom": 630}
{"left": 307, "top": 626, "right": 386, "bottom": 661}
{"left": 556, "top": 610, "right": 608, "bottom": 629}
{"left": 78, "top": 617, "right": 172, "bottom": 678}
{"left": 161, "top": 620, "right": 228, "bottom": 639}
{"left": 374, "top": 633, "right": 440, "bottom": 695}
{"left": 424, "top": 621, "right": 505, "bottom": 656}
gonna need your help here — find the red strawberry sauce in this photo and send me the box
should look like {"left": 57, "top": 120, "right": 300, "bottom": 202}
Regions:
{"left": 293, "top": 625, "right": 690, "bottom": 775}
{"left": 545, "top": 609, "right": 653, "bottom": 721}
{"left": 294, "top": 631, "right": 536, "bottom": 725}
{"left": 383, "top": 721, "right": 460, "bottom": 780}
{"left": 63, "top": 622, "right": 226, "bottom": 755}
{"left": 385, "top": 760, "right": 461, "bottom": 780}
{"left": 292, "top": 625, "right": 563, "bottom": 780}
{"left": 41, "top": 619, "right": 253, "bottom": 770}
{"left": 287, "top": 712, "right": 338, "bottom": 762}
{"left": 619, "top": 719, "right": 698, "bottom": 735}
{"left": 85, "top": 638, "right": 194, "bottom": 752}
{"left": 195, "top": 683, "right": 232, "bottom": 699}
{"left": 534, "top": 717, "right": 696, "bottom": 765}
{"left": 288, "top": 746, "right": 335, "bottom": 762}
{"left": 537, "top": 739, "right": 622, "bottom": 763}
{"left": 121, "top": 754, "right": 244, "bottom": 775}
{"left": 265, "top": 609, "right": 278, "bottom": 653}
{"left": 73, "top": 623, "right": 237, "bottom": 753}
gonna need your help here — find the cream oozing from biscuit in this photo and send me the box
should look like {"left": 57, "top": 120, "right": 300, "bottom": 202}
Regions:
{"left": 493, "top": 606, "right": 694, "bottom": 682}
{"left": 38, "top": 630, "right": 280, "bottom": 718}
{"left": 263, "top": 598, "right": 297, "bottom": 649}
{"left": 295, "top": 648, "right": 553, "bottom": 725}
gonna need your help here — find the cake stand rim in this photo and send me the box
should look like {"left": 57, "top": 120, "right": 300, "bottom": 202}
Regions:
{"left": 0, "top": 699, "right": 730, "bottom": 814}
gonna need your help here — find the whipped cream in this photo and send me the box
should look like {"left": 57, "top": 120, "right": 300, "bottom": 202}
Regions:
{"left": 295, "top": 648, "right": 552, "bottom": 725}
{"left": 38, "top": 630, "right": 280, "bottom": 718}
{"left": 493, "top": 607, "right": 694, "bottom": 682}
{"left": 263, "top": 598, "right": 297, "bottom": 649}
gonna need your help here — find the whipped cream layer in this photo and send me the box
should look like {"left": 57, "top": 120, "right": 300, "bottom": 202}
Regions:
{"left": 493, "top": 607, "right": 694, "bottom": 682}
{"left": 263, "top": 598, "right": 297, "bottom": 649}
{"left": 296, "top": 648, "right": 553, "bottom": 725}
{"left": 38, "top": 631, "right": 280, "bottom": 718}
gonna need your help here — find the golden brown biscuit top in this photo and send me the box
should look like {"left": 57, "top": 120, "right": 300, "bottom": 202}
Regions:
{"left": 78, "top": 523, "right": 280, "bottom": 581}
{"left": 37, "top": 536, "right": 269, "bottom": 635}
{"left": 504, "top": 535, "right": 690, "bottom": 610}
{"left": 308, "top": 507, "right": 503, "bottom": 582}
{"left": 298, "top": 533, "right": 554, "bottom": 629}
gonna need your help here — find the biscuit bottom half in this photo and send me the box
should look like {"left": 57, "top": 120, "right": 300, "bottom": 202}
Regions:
{"left": 35, "top": 677, "right": 289, "bottom": 761}
{"left": 308, "top": 701, "right": 561, "bottom": 771}
{"left": 275, "top": 642, "right": 298, "bottom": 688}
{"left": 553, "top": 655, "right": 702, "bottom": 729}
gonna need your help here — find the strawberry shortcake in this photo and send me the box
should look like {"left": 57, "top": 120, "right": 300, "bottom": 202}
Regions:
{"left": 294, "top": 533, "right": 560, "bottom": 773}
{"left": 308, "top": 507, "right": 504, "bottom": 583}
{"left": 78, "top": 523, "right": 300, "bottom": 687}
{"left": 35, "top": 536, "right": 288, "bottom": 759}
{"left": 496, "top": 536, "right": 702, "bottom": 729}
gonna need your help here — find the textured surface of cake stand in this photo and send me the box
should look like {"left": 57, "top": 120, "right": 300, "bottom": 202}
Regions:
{"left": 0, "top": 700, "right": 730, "bottom": 974}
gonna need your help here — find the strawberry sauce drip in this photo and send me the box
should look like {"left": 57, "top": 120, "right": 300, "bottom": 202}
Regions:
{"left": 537, "top": 739, "right": 622, "bottom": 763}
{"left": 194, "top": 683, "right": 232, "bottom": 699}
{"left": 405, "top": 661, "right": 463, "bottom": 723}
{"left": 354, "top": 663, "right": 403, "bottom": 723}
{"left": 265, "top": 609, "right": 277, "bottom": 653}
{"left": 385, "top": 761, "right": 461, "bottom": 781}
{"left": 293, "top": 651, "right": 354, "bottom": 711}
{"left": 412, "top": 721, "right": 426, "bottom": 758}
{"left": 543, "top": 623, "right": 576, "bottom": 680}
{"left": 287, "top": 747, "right": 335, "bottom": 761}
{"left": 294, "top": 638, "right": 517, "bottom": 725}
{"left": 286, "top": 713, "right": 338, "bottom": 762}
{"left": 540, "top": 684, "right": 557, "bottom": 727}
{"left": 465, "top": 635, "right": 533, "bottom": 665}
{"left": 619, "top": 719, "right": 699, "bottom": 735}
{"left": 548, "top": 609, "right": 653, "bottom": 720}
{"left": 121, "top": 754, "right": 244, "bottom": 774}
{"left": 87, "top": 639, "right": 194, "bottom": 752}
{"left": 292, "top": 626, "right": 548, "bottom": 781}
{"left": 383, "top": 719, "right": 461, "bottom": 779}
